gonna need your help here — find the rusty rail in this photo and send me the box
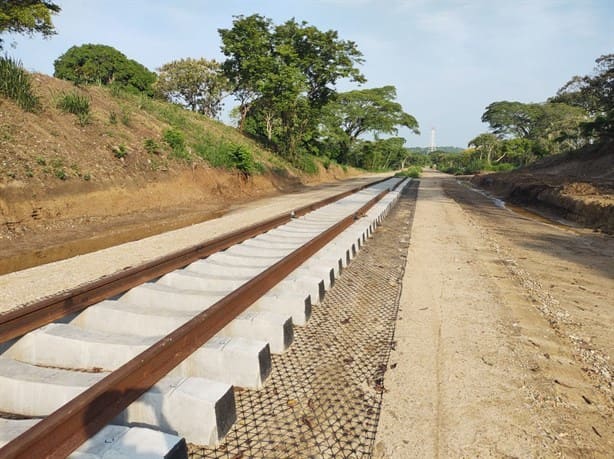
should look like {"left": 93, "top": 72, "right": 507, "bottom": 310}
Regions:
{"left": 0, "top": 176, "right": 392, "bottom": 344}
{"left": 0, "top": 188, "right": 389, "bottom": 458}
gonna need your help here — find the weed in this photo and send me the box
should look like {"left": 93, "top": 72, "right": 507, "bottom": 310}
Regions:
{"left": 36, "top": 157, "right": 46, "bottom": 166}
{"left": 54, "top": 168, "right": 67, "bottom": 180}
{"left": 109, "top": 111, "right": 118, "bottom": 124}
{"left": 144, "top": 138, "right": 160, "bottom": 154}
{"left": 56, "top": 91, "right": 91, "bottom": 125}
{"left": 50, "top": 158, "right": 64, "bottom": 169}
{"left": 0, "top": 55, "right": 40, "bottom": 111}
{"left": 6, "top": 171, "right": 16, "bottom": 179}
{"left": 112, "top": 144, "right": 128, "bottom": 159}
{"left": 163, "top": 128, "right": 185, "bottom": 151}
{"left": 83, "top": 173, "right": 91, "bottom": 181}
{"left": 120, "top": 106, "right": 132, "bottom": 126}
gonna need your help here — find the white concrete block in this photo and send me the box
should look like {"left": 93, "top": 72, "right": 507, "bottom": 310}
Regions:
{"left": 6, "top": 324, "right": 270, "bottom": 389}
{"left": 0, "top": 420, "right": 188, "bottom": 459}
{"left": 0, "top": 359, "right": 235, "bottom": 447}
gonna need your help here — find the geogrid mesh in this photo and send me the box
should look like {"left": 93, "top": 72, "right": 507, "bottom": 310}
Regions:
{"left": 190, "top": 183, "right": 418, "bottom": 458}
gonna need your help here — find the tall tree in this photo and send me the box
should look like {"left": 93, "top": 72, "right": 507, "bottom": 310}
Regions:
{"left": 320, "top": 85, "right": 419, "bottom": 163}
{"left": 154, "top": 58, "right": 228, "bottom": 118}
{"left": 481, "top": 100, "right": 587, "bottom": 153}
{"left": 468, "top": 133, "right": 502, "bottom": 165}
{"left": 219, "top": 14, "right": 365, "bottom": 161}
{"left": 0, "top": 0, "right": 60, "bottom": 49}
{"left": 551, "top": 54, "right": 613, "bottom": 138}
{"left": 54, "top": 44, "right": 156, "bottom": 94}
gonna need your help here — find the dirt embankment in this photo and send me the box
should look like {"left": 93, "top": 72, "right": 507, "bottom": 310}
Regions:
{"left": 472, "top": 140, "right": 614, "bottom": 233}
{"left": 0, "top": 74, "right": 359, "bottom": 273}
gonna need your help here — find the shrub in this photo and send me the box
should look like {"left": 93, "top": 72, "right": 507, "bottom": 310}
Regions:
{"left": 229, "top": 145, "right": 257, "bottom": 176}
{"left": 0, "top": 55, "right": 40, "bottom": 111}
{"left": 396, "top": 165, "right": 422, "bottom": 178}
{"left": 56, "top": 91, "right": 91, "bottom": 125}
{"left": 296, "top": 155, "right": 319, "bottom": 175}
{"left": 162, "top": 128, "right": 185, "bottom": 151}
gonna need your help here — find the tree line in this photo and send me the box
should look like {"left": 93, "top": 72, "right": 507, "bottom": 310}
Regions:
{"left": 1, "top": 2, "right": 421, "bottom": 172}
{"left": 436, "top": 54, "right": 613, "bottom": 174}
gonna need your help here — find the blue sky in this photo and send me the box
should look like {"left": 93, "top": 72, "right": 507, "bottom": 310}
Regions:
{"left": 6, "top": 0, "right": 614, "bottom": 148}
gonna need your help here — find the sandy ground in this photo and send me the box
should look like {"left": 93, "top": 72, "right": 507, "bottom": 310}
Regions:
{"left": 375, "top": 171, "right": 613, "bottom": 458}
{"left": 0, "top": 175, "right": 383, "bottom": 313}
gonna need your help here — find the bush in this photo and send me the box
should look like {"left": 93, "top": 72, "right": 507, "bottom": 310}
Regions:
{"left": 396, "top": 165, "right": 422, "bottom": 178}
{"left": 56, "top": 91, "right": 91, "bottom": 125}
{"left": 0, "top": 55, "right": 40, "bottom": 111}
{"left": 229, "top": 145, "right": 259, "bottom": 176}
{"left": 163, "top": 128, "right": 185, "bottom": 150}
{"left": 296, "top": 155, "right": 319, "bottom": 175}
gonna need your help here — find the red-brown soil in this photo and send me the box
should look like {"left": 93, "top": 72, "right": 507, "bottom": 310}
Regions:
{"left": 472, "top": 140, "right": 614, "bottom": 233}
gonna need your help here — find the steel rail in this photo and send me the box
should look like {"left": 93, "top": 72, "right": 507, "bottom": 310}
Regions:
{"left": 0, "top": 188, "right": 389, "bottom": 458}
{"left": 0, "top": 176, "right": 392, "bottom": 344}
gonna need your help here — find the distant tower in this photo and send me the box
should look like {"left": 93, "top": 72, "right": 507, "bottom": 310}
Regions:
{"left": 429, "top": 127, "right": 436, "bottom": 152}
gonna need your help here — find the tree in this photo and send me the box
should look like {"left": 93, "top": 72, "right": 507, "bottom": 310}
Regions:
{"left": 219, "top": 14, "right": 275, "bottom": 130}
{"left": 0, "top": 0, "right": 60, "bottom": 49}
{"left": 551, "top": 54, "right": 613, "bottom": 138}
{"left": 481, "top": 101, "right": 540, "bottom": 139}
{"left": 219, "top": 14, "right": 365, "bottom": 161}
{"left": 154, "top": 58, "right": 228, "bottom": 118}
{"left": 320, "top": 86, "right": 419, "bottom": 163}
{"left": 481, "top": 100, "right": 587, "bottom": 155}
{"left": 54, "top": 44, "right": 156, "bottom": 94}
{"left": 468, "top": 133, "right": 502, "bottom": 165}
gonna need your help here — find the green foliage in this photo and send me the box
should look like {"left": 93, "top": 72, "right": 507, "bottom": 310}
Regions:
{"left": 0, "top": 1, "right": 60, "bottom": 49}
{"left": 229, "top": 145, "right": 259, "bottom": 175}
{"left": 551, "top": 54, "right": 613, "bottom": 139}
{"left": 0, "top": 55, "right": 40, "bottom": 111}
{"left": 295, "top": 155, "right": 319, "bottom": 175}
{"left": 162, "top": 128, "right": 185, "bottom": 151}
{"left": 193, "top": 136, "right": 262, "bottom": 175}
{"left": 219, "top": 14, "right": 365, "bottom": 160}
{"left": 143, "top": 138, "right": 160, "bottom": 154}
{"left": 112, "top": 144, "right": 128, "bottom": 159}
{"left": 154, "top": 58, "right": 229, "bottom": 118}
{"left": 396, "top": 166, "right": 422, "bottom": 178}
{"left": 53, "top": 44, "right": 156, "bottom": 94}
{"left": 56, "top": 90, "right": 91, "bottom": 125}
{"left": 320, "top": 86, "right": 419, "bottom": 163}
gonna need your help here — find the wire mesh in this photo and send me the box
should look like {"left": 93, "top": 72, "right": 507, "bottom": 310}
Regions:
{"left": 190, "top": 182, "right": 418, "bottom": 458}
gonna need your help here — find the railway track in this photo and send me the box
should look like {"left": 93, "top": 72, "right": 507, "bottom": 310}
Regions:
{"left": 0, "top": 176, "right": 409, "bottom": 458}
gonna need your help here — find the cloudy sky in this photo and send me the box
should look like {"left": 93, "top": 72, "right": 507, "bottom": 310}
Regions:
{"left": 7, "top": 0, "right": 614, "bottom": 147}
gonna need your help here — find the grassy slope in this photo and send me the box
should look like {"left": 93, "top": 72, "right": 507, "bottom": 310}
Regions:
{"left": 0, "top": 73, "right": 305, "bottom": 186}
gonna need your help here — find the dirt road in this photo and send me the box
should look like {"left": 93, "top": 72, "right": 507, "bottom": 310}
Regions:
{"left": 375, "top": 171, "right": 613, "bottom": 458}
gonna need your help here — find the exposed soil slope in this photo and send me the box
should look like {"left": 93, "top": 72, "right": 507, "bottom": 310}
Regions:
{"left": 0, "top": 75, "right": 358, "bottom": 273}
{"left": 472, "top": 140, "right": 614, "bottom": 233}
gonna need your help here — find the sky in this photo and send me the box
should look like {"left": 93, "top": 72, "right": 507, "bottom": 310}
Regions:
{"left": 6, "top": 0, "right": 614, "bottom": 148}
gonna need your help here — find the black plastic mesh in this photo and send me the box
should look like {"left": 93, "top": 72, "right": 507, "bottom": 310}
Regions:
{"left": 190, "top": 182, "right": 417, "bottom": 458}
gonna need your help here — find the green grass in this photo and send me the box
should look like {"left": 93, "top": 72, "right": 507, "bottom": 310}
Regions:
{"left": 0, "top": 55, "right": 40, "bottom": 112}
{"left": 56, "top": 91, "right": 91, "bottom": 125}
